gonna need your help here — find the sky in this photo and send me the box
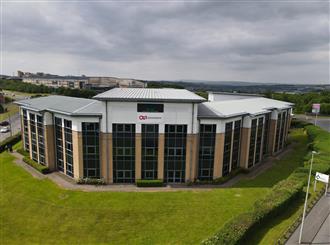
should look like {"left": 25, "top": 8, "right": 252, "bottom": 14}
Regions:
{"left": 2, "top": 1, "right": 330, "bottom": 84}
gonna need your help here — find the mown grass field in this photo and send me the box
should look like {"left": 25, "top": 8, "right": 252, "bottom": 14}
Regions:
{"left": 0, "top": 129, "right": 310, "bottom": 244}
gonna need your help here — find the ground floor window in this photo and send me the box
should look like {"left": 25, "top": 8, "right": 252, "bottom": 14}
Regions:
{"left": 82, "top": 122, "right": 100, "bottom": 178}
{"left": 164, "top": 125, "right": 187, "bottom": 183}
{"left": 113, "top": 124, "right": 135, "bottom": 183}
{"left": 142, "top": 124, "right": 158, "bottom": 180}
{"left": 198, "top": 124, "right": 216, "bottom": 181}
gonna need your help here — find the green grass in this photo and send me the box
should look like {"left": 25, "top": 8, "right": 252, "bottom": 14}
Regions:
{"left": 0, "top": 129, "right": 310, "bottom": 244}
{"left": 0, "top": 103, "right": 19, "bottom": 121}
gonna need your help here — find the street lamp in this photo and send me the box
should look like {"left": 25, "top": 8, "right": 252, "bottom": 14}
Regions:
{"left": 298, "top": 150, "right": 318, "bottom": 244}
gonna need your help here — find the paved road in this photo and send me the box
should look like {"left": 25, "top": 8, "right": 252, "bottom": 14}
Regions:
{"left": 295, "top": 115, "right": 330, "bottom": 132}
{"left": 286, "top": 187, "right": 330, "bottom": 244}
{"left": 0, "top": 113, "right": 20, "bottom": 142}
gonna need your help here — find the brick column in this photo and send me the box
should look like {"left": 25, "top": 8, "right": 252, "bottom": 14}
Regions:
{"left": 213, "top": 133, "right": 224, "bottom": 178}
{"left": 44, "top": 125, "right": 56, "bottom": 171}
{"left": 239, "top": 128, "right": 251, "bottom": 169}
{"left": 157, "top": 133, "right": 165, "bottom": 181}
{"left": 72, "top": 130, "right": 83, "bottom": 180}
{"left": 135, "top": 133, "right": 142, "bottom": 181}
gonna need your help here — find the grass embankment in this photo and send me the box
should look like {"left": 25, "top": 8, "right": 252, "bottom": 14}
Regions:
{"left": 0, "top": 103, "right": 19, "bottom": 121}
{"left": 0, "top": 129, "right": 310, "bottom": 244}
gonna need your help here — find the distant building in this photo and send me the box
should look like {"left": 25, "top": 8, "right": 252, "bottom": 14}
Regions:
{"left": 18, "top": 71, "right": 146, "bottom": 90}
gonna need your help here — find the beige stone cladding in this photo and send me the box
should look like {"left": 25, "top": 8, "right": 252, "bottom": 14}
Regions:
{"left": 135, "top": 133, "right": 142, "bottom": 181}
{"left": 157, "top": 133, "right": 165, "bottom": 181}
{"left": 72, "top": 130, "right": 83, "bottom": 179}
{"left": 185, "top": 134, "right": 199, "bottom": 182}
{"left": 239, "top": 128, "right": 251, "bottom": 169}
{"left": 268, "top": 119, "right": 277, "bottom": 155}
{"left": 213, "top": 133, "right": 225, "bottom": 178}
{"left": 100, "top": 133, "right": 113, "bottom": 183}
{"left": 44, "top": 125, "right": 56, "bottom": 171}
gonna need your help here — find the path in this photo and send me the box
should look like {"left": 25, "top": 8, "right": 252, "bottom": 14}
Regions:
{"left": 9, "top": 145, "right": 295, "bottom": 192}
{"left": 286, "top": 186, "right": 330, "bottom": 244}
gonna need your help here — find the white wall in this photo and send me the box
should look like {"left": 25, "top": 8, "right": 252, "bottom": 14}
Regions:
{"left": 199, "top": 116, "right": 243, "bottom": 133}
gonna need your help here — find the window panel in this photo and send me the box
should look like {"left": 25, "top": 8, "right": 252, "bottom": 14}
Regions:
{"left": 141, "top": 124, "right": 158, "bottom": 180}
{"left": 137, "top": 103, "right": 164, "bottom": 113}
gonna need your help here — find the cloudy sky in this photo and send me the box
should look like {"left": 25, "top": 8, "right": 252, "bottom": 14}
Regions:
{"left": 2, "top": 1, "right": 329, "bottom": 84}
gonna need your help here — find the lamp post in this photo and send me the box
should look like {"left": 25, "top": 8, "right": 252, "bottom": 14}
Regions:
{"left": 298, "top": 151, "right": 317, "bottom": 244}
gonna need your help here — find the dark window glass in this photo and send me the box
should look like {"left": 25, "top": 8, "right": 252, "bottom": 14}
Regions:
{"left": 198, "top": 124, "right": 216, "bottom": 180}
{"left": 275, "top": 113, "right": 282, "bottom": 152}
{"left": 82, "top": 122, "right": 100, "bottom": 178}
{"left": 255, "top": 117, "right": 264, "bottom": 164}
{"left": 29, "top": 113, "right": 38, "bottom": 162}
{"left": 222, "top": 122, "right": 233, "bottom": 176}
{"left": 64, "top": 119, "right": 74, "bottom": 177}
{"left": 279, "top": 111, "right": 287, "bottom": 150}
{"left": 262, "top": 113, "right": 270, "bottom": 156}
{"left": 22, "top": 109, "right": 29, "bottom": 152}
{"left": 55, "top": 117, "right": 64, "bottom": 172}
{"left": 113, "top": 124, "right": 135, "bottom": 183}
{"left": 142, "top": 124, "right": 159, "bottom": 180}
{"left": 36, "top": 115, "right": 45, "bottom": 165}
{"left": 248, "top": 119, "right": 257, "bottom": 168}
{"left": 164, "top": 124, "right": 187, "bottom": 183}
{"left": 231, "top": 120, "right": 241, "bottom": 170}
{"left": 137, "top": 103, "right": 164, "bottom": 113}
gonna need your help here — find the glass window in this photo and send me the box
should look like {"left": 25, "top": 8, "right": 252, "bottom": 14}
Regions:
{"left": 248, "top": 119, "right": 257, "bottom": 168}
{"left": 198, "top": 124, "right": 216, "bottom": 181}
{"left": 55, "top": 117, "right": 64, "bottom": 172}
{"left": 113, "top": 124, "right": 135, "bottom": 183}
{"left": 137, "top": 104, "right": 164, "bottom": 113}
{"left": 82, "top": 122, "right": 100, "bottom": 178}
{"left": 164, "top": 124, "right": 187, "bottom": 183}
{"left": 64, "top": 119, "right": 74, "bottom": 177}
{"left": 222, "top": 122, "right": 233, "bottom": 176}
{"left": 142, "top": 124, "right": 159, "bottom": 180}
{"left": 231, "top": 120, "right": 241, "bottom": 170}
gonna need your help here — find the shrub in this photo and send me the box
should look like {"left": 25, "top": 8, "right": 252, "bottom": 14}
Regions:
{"left": 77, "top": 178, "right": 106, "bottom": 185}
{"left": 22, "top": 156, "right": 50, "bottom": 174}
{"left": 17, "top": 148, "right": 29, "bottom": 157}
{"left": 194, "top": 168, "right": 247, "bottom": 185}
{"left": 136, "top": 179, "right": 164, "bottom": 187}
{"left": 0, "top": 133, "right": 21, "bottom": 153}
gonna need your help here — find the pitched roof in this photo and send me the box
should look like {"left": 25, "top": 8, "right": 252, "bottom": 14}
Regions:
{"left": 198, "top": 97, "right": 293, "bottom": 118}
{"left": 15, "top": 95, "right": 103, "bottom": 116}
{"left": 93, "top": 88, "right": 206, "bottom": 102}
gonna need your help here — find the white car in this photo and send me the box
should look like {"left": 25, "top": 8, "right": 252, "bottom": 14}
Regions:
{"left": 0, "top": 126, "right": 10, "bottom": 133}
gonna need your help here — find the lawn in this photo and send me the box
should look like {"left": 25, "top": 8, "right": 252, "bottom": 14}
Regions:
{"left": 0, "top": 129, "right": 309, "bottom": 244}
{"left": 0, "top": 103, "right": 19, "bottom": 121}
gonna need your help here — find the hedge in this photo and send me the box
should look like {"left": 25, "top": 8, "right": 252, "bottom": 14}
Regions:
{"left": 202, "top": 123, "right": 330, "bottom": 245}
{"left": 0, "top": 133, "right": 21, "bottom": 153}
{"left": 77, "top": 178, "right": 106, "bottom": 185}
{"left": 17, "top": 148, "right": 29, "bottom": 157}
{"left": 136, "top": 179, "right": 164, "bottom": 187}
{"left": 23, "top": 156, "right": 50, "bottom": 174}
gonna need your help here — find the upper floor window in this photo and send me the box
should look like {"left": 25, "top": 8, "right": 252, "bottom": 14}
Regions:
{"left": 137, "top": 103, "right": 164, "bottom": 113}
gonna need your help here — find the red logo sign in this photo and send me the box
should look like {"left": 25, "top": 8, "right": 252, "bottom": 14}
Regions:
{"left": 139, "top": 115, "right": 148, "bottom": 120}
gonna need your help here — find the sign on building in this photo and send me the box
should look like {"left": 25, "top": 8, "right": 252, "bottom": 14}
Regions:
{"left": 312, "top": 104, "right": 321, "bottom": 114}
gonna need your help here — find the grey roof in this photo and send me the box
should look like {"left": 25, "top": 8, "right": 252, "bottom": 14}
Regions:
{"left": 93, "top": 88, "right": 206, "bottom": 102}
{"left": 15, "top": 95, "right": 103, "bottom": 116}
{"left": 198, "top": 97, "right": 293, "bottom": 118}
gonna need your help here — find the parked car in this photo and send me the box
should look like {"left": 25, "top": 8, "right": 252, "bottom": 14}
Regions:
{"left": 0, "top": 126, "right": 10, "bottom": 133}
{"left": 0, "top": 121, "right": 9, "bottom": 126}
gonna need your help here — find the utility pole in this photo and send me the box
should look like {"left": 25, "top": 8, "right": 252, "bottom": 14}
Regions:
{"left": 299, "top": 151, "right": 317, "bottom": 244}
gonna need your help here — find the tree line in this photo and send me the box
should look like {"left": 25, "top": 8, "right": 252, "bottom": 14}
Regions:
{"left": 0, "top": 79, "right": 97, "bottom": 98}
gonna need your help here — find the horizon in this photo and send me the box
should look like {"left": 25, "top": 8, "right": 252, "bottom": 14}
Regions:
{"left": 3, "top": 2, "right": 330, "bottom": 85}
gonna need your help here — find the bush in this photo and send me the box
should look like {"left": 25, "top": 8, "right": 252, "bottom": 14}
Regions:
{"left": 193, "top": 168, "right": 248, "bottom": 185}
{"left": 136, "top": 179, "right": 164, "bottom": 187}
{"left": 17, "top": 148, "right": 29, "bottom": 157}
{"left": 77, "top": 178, "right": 106, "bottom": 185}
{"left": 23, "top": 156, "right": 50, "bottom": 174}
{"left": 0, "top": 133, "right": 21, "bottom": 153}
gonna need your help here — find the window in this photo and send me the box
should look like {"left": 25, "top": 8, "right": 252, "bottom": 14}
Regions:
{"left": 22, "top": 109, "right": 29, "bottom": 152}
{"left": 55, "top": 117, "right": 64, "bottom": 172}
{"left": 64, "top": 119, "right": 74, "bottom": 177}
{"left": 274, "top": 113, "right": 282, "bottom": 152}
{"left": 255, "top": 117, "right": 264, "bottom": 164}
{"left": 279, "top": 111, "right": 287, "bottom": 150}
{"left": 36, "top": 115, "right": 45, "bottom": 165}
{"left": 198, "top": 124, "right": 216, "bottom": 181}
{"left": 248, "top": 119, "right": 257, "bottom": 168}
{"left": 142, "top": 124, "right": 158, "bottom": 180}
{"left": 231, "top": 120, "right": 241, "bottom": 170}
{"left": 113, "top": 124, "right": 135, "bottom": 183}
{"left": 82, "top": 122, "right": 100, "bottom": 178}
{"left": 222, "top": 122, "right": 233, "bottom": 176}
{"left": 164, "top": 124, "right": 187, "bottom": 183}
{"left": 29, "top": 113, "right": 38, "bottom": 162}
{"left": 262, "top": 113, "right": 270, "bottom": 156}
{"left": 137, "top": 103, "right": 164, "bottom": 113}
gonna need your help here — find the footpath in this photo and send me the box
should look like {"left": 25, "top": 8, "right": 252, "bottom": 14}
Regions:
{"left": 286, "top": 186, "right": 330, "bottom": 244}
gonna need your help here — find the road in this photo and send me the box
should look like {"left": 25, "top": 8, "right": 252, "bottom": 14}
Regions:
{"left": 295, "top": 114, "right": 330, "bottom": 132}
{"left": 0, "top": 113, "right": 21, "bottom": 143}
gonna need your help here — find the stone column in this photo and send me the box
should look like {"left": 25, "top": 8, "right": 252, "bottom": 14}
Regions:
{"left": 100, "top": 133, "right": 113, "bottom": 183}
{"left": 213, "top": 133, "right": 225, "bottom": 178}
{"left": 185, "top": 134, "right": 198, "bottom": 182}
{"left": 72, "top": 130, "right": 83, "bottom": 180}
{"left": 268, "top": 119, "right": 277, "bottom": 155}
{"left": 135, "top": 133, "right": 142, "bottom": 181}
{"left": 239, "top": 128, "right": 251, "bottom": 169}
{"left": 44, "top": 125, "right": 56, "bottom": 171}
{"left": 157, "top": 133, "right": 165, "bottom": 181}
